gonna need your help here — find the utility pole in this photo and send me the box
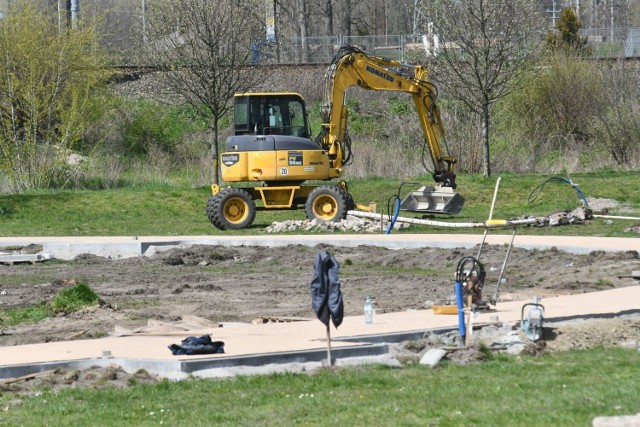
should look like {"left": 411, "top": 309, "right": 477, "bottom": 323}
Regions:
{"left": 547, "top": 0, "right": 561, "bottom": 28}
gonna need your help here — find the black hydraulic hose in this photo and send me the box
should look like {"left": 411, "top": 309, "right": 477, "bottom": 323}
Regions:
{"left": 385, "top": 195, "right": 401, "bottom": 234}
{"left": 332, "top": 45, "right": 364, "bottom": 64}
{"left": 454, "top": 256, "right": 486, "bottom": 303}
{"left": 343, "top": 134, "right": 353, "bottom": 165}
{"left": 389, "top": 182, "right": 416, "bottom": 216}
{"left": 456, "top": 256, "right": 477, "bottom": 282}
{"left": 420, "top": 140, "right": 435, "bottom": 175}
{"left": 528, "top": 176, "right": 590, "bottom": 208}
{"left": 386, "top": 181, "right": 421, "bottom": 235}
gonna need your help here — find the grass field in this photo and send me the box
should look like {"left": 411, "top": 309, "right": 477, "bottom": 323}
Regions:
{"left": 1, "top": 347, "right": 639, "bottom": 426}
{"left": 1, "top": 171, "right": 639, "bottom": 425}
{"left": 0, "top": 171, "right": 639, "bottom": 237}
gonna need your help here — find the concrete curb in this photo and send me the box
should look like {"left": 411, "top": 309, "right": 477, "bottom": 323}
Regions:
{"left": 0, "top": 342, "right": 390, "bottom": 379}
{"left": 2, "top": 234, "right": 639, "bottom": 260}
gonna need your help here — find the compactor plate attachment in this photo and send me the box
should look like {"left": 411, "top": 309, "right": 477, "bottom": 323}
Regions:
{"left": 521, "top": 297, "right": 544, "bottom": 342}
{"left": 400, "top": 185, "right": 465, "bottom": 215}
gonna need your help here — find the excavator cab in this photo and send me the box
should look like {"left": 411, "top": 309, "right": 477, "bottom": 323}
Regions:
{"left": 233, "top": 93, "right": 311, "bottom": 138}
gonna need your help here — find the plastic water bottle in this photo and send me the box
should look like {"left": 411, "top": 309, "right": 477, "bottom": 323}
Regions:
{"left": 364, "top": 295, "right": 373, "bottom": 325}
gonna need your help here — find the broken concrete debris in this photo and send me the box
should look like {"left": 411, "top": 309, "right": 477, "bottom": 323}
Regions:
{"left": 265, "top": 207, "right": 592, "bottom": 233}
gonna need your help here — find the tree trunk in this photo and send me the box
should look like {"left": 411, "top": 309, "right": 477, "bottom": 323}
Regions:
{"left": 211, "top": 117, "right": 220, "bottom": 186}
{"left": 325, "top": 0, "right": 333, "bottom": 36}
{"left": 58, "top": 0, "right": 64, "bottom": 33}
{"left": 325, "top": 0, "right": 334, "bottom": 58}
{"left": 345, "top": 0, "right": 352, "bottom": 37}
{"left": 297, "top": 0, "right": 309, "bottom": 62}
{"left": 482, "top": 104, "right": 491, "bottom": 177}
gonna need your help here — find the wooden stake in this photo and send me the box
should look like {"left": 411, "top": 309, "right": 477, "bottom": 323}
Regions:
{"left": 465, "top": 293, "right": 473, "bottom": 347}
{"left": 325, "top": 323, "right": 333, "bottom": 366}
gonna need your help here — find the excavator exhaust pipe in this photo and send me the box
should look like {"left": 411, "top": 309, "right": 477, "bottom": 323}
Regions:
{"left": 400, "top": 185, "right": 465, "bottom": 215}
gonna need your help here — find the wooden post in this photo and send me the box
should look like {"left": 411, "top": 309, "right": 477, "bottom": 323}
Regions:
{"left": 325, "top": 323, "right": 333, "bottom": 366}
{"left": 465, "top": 293, "right": 473, "bottom": 347}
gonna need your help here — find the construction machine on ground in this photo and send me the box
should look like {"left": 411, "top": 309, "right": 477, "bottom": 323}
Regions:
{"left": 206, "top": 45, "right": 464, "bottom": 230}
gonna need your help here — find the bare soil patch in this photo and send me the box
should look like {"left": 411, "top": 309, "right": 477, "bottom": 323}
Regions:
{"left": 1, "top": 243, "right": 638, "bottom": 347}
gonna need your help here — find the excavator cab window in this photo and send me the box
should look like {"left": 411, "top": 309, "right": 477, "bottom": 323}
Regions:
{"left": 233, "top": 94, "right": 310, "bottom": 138}
{"left": 233, "top": 96, "right": 250, "bottom": 134}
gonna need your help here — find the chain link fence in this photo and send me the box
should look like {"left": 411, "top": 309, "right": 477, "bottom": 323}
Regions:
{"left": 251, "top": 35, "right": 426, "bottom": 65}
{"left": 581, "top": 27, "right": 639, "bottom": 58}
{"left": 250, "top": 30, "right": 639, "bottom": 64}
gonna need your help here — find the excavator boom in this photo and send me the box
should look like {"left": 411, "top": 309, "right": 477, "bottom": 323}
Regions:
{"left": 317, "top": 46, "right": 463, "bottom": 214}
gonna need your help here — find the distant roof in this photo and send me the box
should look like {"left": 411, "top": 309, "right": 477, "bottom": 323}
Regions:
{"left": 624, "top": 28, "right": 640, "bottom": 58}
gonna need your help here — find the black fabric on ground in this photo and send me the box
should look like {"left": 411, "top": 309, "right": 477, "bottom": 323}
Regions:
{"left": 168, "top": 335, "right": 225, "bottom": 355}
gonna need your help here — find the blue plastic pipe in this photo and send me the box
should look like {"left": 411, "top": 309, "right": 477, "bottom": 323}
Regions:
{"left": 385, "top": 198, "right": 401, "bottom": 234}
{"left": 455, "top": 281, "right": 466, "bottom": 339}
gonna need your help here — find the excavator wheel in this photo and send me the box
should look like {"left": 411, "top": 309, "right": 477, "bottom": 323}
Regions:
{"left": 206, "top": 188, "right": 256, "bottom": 230}
{"left": 305, "top": 185, "right": 348, "bottom": 222}
{"left": 340, "top": 187, "right": 356, "bottom": 211}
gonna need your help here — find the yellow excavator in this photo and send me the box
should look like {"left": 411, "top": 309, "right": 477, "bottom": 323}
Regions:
{"left": 206, "top": 45, "right": 464, "bottom": 230}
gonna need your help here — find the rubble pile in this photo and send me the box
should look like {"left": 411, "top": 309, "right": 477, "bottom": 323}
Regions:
{"left": 514, "top": 206, "right": 592, "bottom": 227}
{"left": 264, "top": 215, "right": 410, "bottom": 233}
{"left": 265, "top": 206, "right": 594, "bottom": 233}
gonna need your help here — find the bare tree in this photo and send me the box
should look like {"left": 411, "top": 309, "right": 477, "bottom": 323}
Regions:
{"left": 143, "top": 0, "right": 264, "bottom": 185}
{"left": 423, "top": 0, "right": 544, "bottom": 176}
{"left": 297, "top": 0, "right": 309, "bottom": 61}
{"left": 324, "top": 0, "right": 334, "bottom": 35}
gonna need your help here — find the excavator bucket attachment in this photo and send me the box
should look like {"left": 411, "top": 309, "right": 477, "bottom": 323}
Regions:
{"left": 400, "top": 185, "right": 465, "bottom": 215}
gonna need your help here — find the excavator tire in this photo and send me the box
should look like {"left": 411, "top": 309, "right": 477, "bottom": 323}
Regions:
{"left": 206, "top": 188, "right": 256, "bottom": 230}
{"left": 305, "top": 185, "right": 348, "bottom": 222}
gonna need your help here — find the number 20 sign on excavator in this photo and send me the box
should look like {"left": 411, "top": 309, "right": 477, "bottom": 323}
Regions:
{"left": 206, "top": 45, "right": 464, "bottom": 230}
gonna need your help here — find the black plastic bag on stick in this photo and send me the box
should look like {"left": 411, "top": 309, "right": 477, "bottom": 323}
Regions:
{"left": 310, "top": 251, "right": 344, "bottom": 328}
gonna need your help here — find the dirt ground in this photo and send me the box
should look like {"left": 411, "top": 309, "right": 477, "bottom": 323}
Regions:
{"left": 2, "top": 196, "right": 639, "bottom": 351}
{"left": 1, "top": 241, "right": 639, "bottom": 348}
{"left": 1, "top": 238, "right": 640, "bottom": 394}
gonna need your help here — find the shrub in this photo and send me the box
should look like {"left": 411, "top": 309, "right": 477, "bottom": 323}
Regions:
{"left": 494, "top": 54, "right": 605, "bottom": 172}
{"left": 120, "top": 100, "right": 209, "bottom": 156}
{"left": 50, "top": 283, "right": 100, "bottom": 315}
{"left": 0, "top": 1, "right": 111, "bottom": 192}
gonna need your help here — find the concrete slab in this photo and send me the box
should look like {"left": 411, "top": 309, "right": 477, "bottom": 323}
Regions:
{"left": 420, "top": 348, "right": 448, "bottom": 367}
{"left": 0, "top": 253, "right": 51, "bottom": 265}
{"left": 1, "top": 234, "right": 639, "bottom": 380}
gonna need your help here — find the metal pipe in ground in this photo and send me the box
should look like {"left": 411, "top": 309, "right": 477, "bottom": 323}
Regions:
{"left": 347, "top": 210, "right": 537, "bottom": 229}
{"left": 593, "top": 214, "right": 640, "bottom": 221}
{"left": 478, "top": 177, "right": 502, "bottom": 259}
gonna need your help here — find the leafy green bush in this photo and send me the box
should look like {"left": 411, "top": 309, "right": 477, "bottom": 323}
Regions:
{"left": 388, "top": 96, "right": 412, "bottom": 116}
{"left": 493, "top": 54, "right": 605, "bottom": 172}
{"left": 121, "top": 101, "right": 209, "bottom": 156}
{"left": 50, "top": 283, "right": 100, "bottom": 314}
{"left": 0, "top": 1, "right": 111, "bottom": 192}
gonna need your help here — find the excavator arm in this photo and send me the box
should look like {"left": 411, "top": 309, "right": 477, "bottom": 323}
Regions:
{"left": 316, "top": 46, "right": 458, "bottom": 189}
